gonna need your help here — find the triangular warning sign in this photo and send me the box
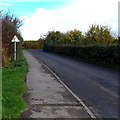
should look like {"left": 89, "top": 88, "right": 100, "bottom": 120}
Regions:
{"left": 11, "top": 35, "right": 20, "bottom": 42}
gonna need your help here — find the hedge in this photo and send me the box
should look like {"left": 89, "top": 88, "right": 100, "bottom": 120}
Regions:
{"left": 24, "top": 41, "right": 43, "bottom": 49}
{"left": 43, "top": 45, "right": 120, "bottom": 67}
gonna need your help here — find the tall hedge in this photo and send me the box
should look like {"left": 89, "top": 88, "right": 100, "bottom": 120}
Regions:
{"left": 44, "top": 45, "right": 120, "bottom": 66}
{"left": 24, "top": 41, "right": 42, "bottom": 49}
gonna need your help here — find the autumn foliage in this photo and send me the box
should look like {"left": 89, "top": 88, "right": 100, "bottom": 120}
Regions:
{"left": 1, "top": 11, "right": 23, "bottom": 67}
{"left": 24, "top": 41, "right": 43, "bottom": 49}
{"left": 43, "top": 25, "right": 119, "bottom": 68}
{"left": 44, "top": 25, "right": 117, "bottom": 46}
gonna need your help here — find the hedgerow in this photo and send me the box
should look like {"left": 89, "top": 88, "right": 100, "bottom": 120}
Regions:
{"left": 44, "top": 44, "right": 120, "bottom": 68}
{"left": 24, "top": 41, "right": 43, "bottom": 49}
{"left": 43, "top": 25, "right": 119, "bottom": 69}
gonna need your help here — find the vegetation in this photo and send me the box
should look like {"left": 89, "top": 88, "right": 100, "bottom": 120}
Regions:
{"left": 2, "top": 50, "right": 27, "bottom": 118}
{"left": 1, "top": 10, "right": 23, "bottom": 67}
{"left": 44, "top": 30, "right": 84, "bottom": 46}
{"left": 24, "top": 40, "right": 43, "bottom": 49}
{"left": 66, "top": 29, "right": 84, "bottom": 45}
{"left": 43, "top": 25, "right": 119, "bottom": 69}
{"left": 44, "top": 25, "right": 117, "bottom": 46}
{"left": 44, "top": 45, "right": 120, "bottom": 69}
{"left": 85, "top": 25, "right": 116, "bottom": 45}
{"left": 1, "top": 11, "right": 27, "bottom": 118}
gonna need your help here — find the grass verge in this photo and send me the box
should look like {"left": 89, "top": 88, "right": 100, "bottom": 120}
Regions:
{"left": 2, "top": 50, "right": 27, "bottom": 119}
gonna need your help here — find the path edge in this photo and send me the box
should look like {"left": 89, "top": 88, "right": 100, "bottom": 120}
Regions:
{"left": 28, "top": 50, "right": 97, "bottom": 118}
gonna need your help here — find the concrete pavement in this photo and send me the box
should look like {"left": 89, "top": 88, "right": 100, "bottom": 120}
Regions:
{"left": 22, "top": 50, "right": 91, "bottom": 118}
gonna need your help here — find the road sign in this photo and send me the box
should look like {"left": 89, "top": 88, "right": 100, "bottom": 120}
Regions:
{"left": 11, "top": 35, "right": 20, "bottom": 61}
{"left": 11, "top": 35, "right": 20, "bottom": 42}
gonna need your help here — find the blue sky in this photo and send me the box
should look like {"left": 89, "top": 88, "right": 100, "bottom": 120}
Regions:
{"left": 0, "top": 2, "right": 69, "bottom": 16}
{"left": 0, "top": 0, "right": 119, "bottom": 40}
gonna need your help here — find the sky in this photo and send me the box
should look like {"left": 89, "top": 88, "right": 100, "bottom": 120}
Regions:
{"left": 0, "top": 0, "right": 119, "bottom": 40}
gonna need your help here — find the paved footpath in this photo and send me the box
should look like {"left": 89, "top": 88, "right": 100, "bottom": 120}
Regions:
{"left": 22, "top": 50, "right": 91, "bottom": 118}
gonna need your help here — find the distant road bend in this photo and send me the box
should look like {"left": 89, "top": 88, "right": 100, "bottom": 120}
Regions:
{"left": 28, "top": 49, "right": 119, "bottom": 118}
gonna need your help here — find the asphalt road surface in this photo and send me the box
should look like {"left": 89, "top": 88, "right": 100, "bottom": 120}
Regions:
{"left": 28, "top": 49, "right": 119, "bottom": 118}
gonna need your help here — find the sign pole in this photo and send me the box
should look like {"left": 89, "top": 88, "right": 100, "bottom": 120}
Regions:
{"left": 14, "top": 42, "right": 16, "bottom": 61}
{"left": 11, "top": 35, "right": 20, "bottom": 61}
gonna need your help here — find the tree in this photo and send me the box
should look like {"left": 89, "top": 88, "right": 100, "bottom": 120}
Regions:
{"left": 45, "top": 31, "right": 68, "bottom": 45}
{"left": 85, "top": 25, "right": 115, "bottom": 45}
{"left": 1, "top": 11, "right": 23, "bottom": 67}
{"left": 66, "top": 29, "right": 84, "bottom": 45}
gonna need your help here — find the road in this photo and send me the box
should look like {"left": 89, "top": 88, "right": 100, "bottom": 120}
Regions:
{"left": 28, "top": 49, "right": 119, "bottom": 118}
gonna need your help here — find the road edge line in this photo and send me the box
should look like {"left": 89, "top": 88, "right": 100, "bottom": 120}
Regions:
{"left": 30, "top": 52, "right": 96, "bottom": 118}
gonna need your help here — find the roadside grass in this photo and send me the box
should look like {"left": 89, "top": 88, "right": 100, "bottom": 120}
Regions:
{"left": 2, "top": 50, "right": 27, "bottom": 118}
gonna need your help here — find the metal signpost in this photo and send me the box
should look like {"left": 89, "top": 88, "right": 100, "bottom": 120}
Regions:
{"left": 11, "top": 35, "right": 20, "bottom": 61}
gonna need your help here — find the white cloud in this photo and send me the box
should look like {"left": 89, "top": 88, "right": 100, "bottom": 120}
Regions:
{"left": 0, "top": 2, "right": 12, "bottom": 6}
{"left": 20, "top": 0, "right": 119, "bottom": 40}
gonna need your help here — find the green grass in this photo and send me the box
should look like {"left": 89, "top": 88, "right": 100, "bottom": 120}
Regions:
{"left": 2, "top": 50, "right": 27, "bottom": 119}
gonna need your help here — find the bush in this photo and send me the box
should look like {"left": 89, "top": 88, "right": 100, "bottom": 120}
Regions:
{"left": 24, "top": 41, "right": 42, "bottom": 49}
{"left": 1, "top": 11, "right": 23, "bottom": 67}
{"left": 44, "top": 45, "right": 120, "bottom": 67}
